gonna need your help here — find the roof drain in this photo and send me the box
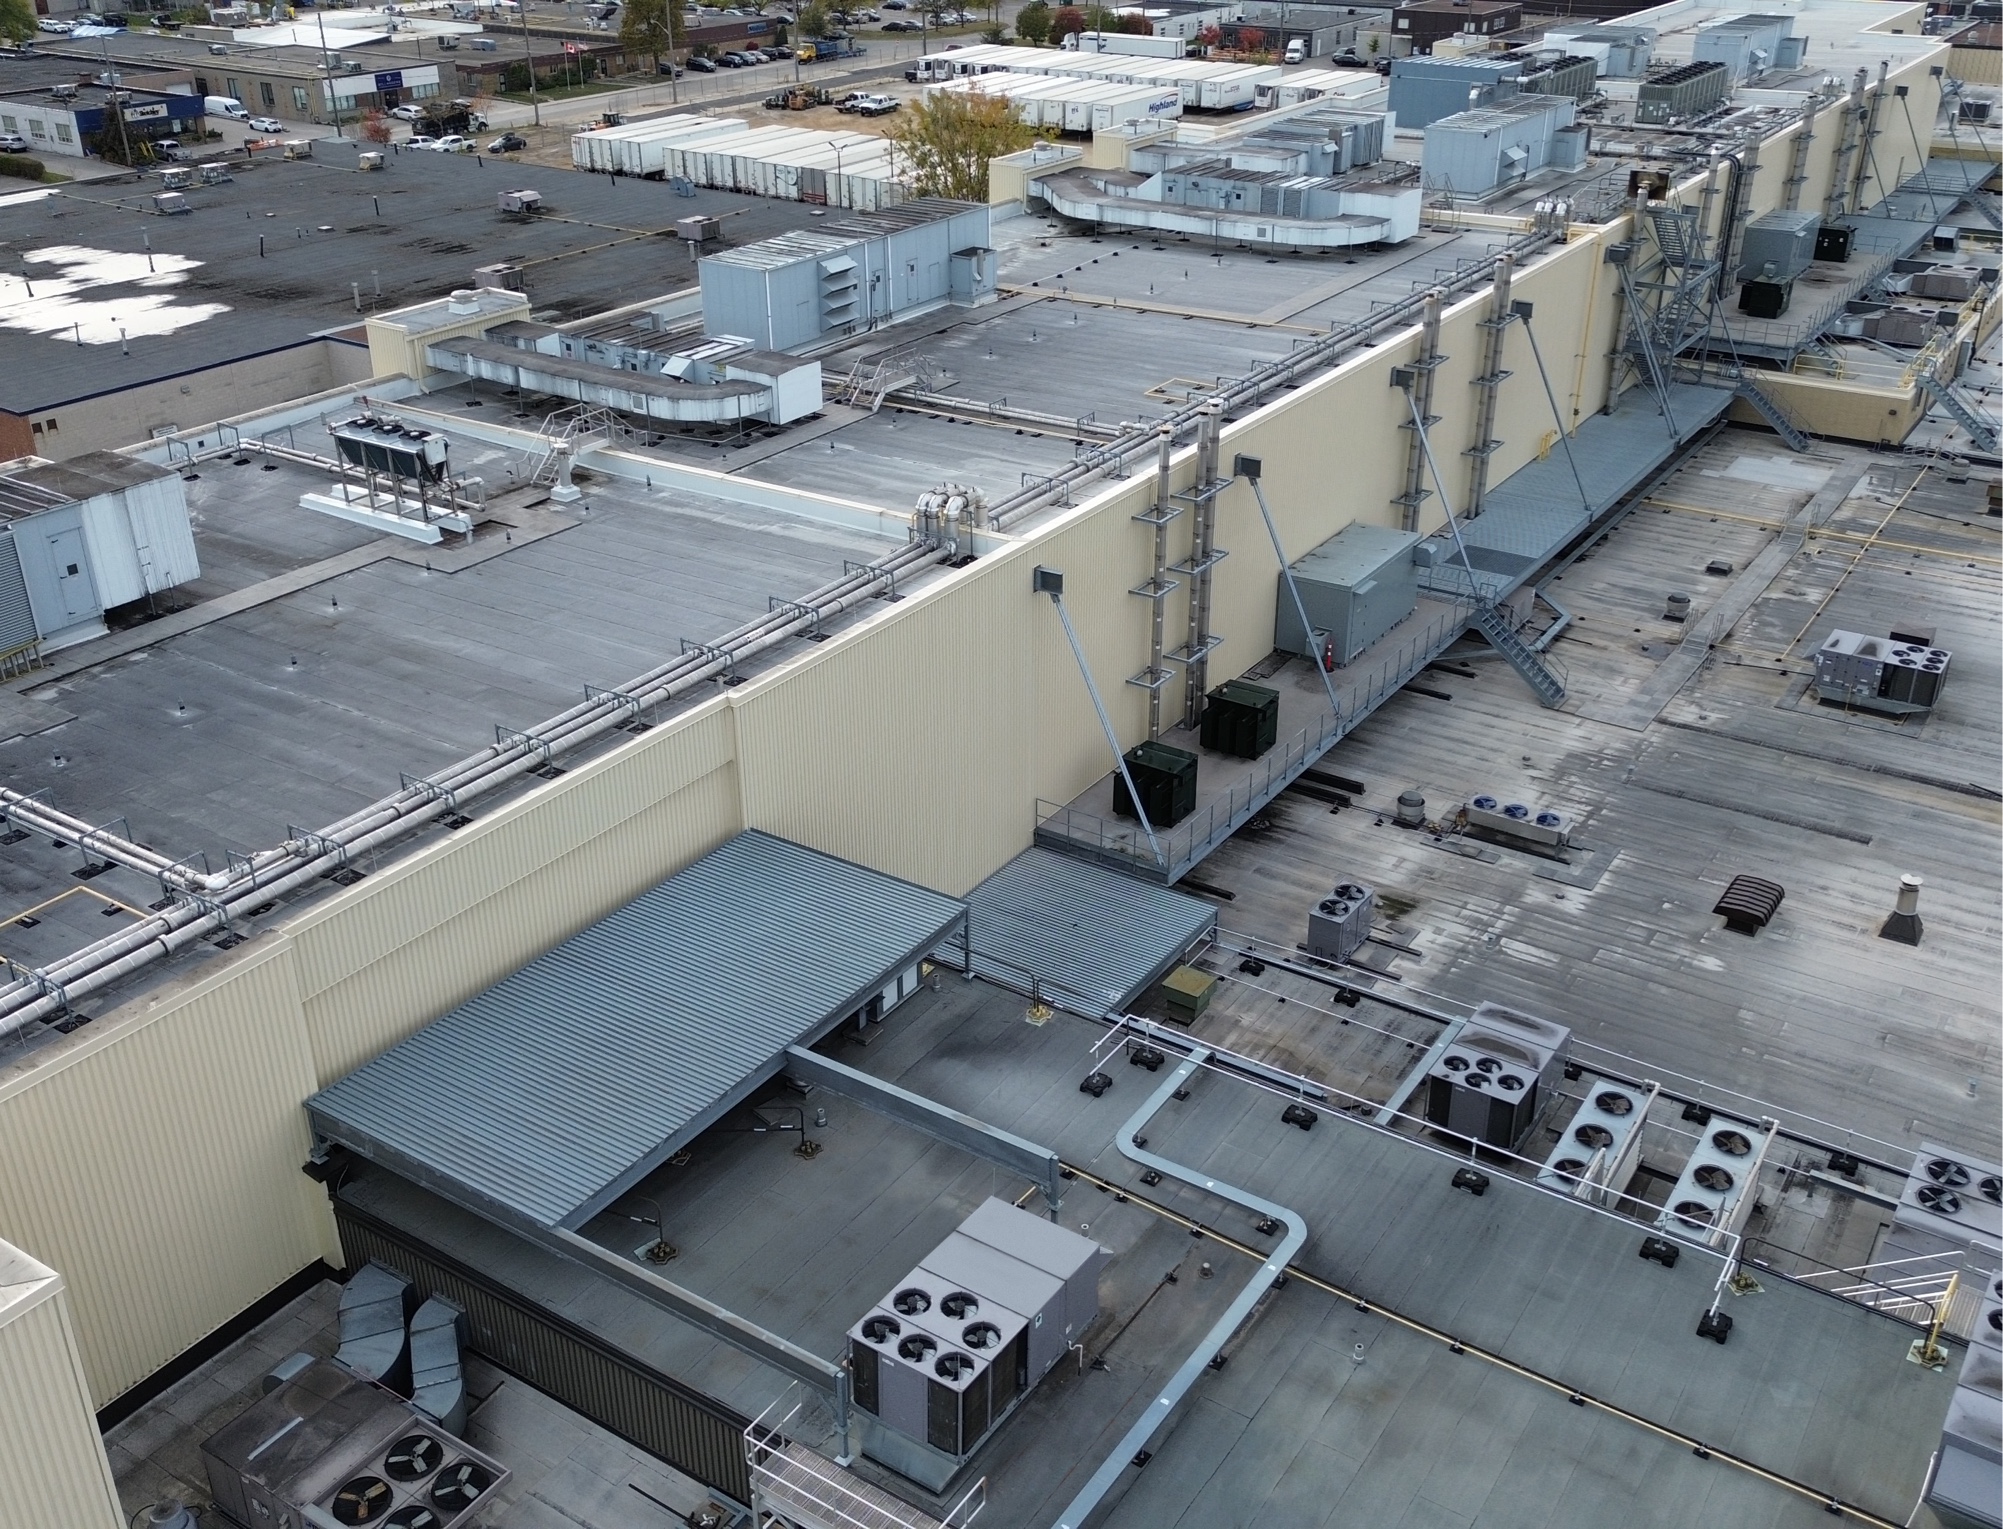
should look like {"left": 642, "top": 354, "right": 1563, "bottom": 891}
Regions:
{"left": 1051, "top": 1047, "right": 1305, "bottom": 1529}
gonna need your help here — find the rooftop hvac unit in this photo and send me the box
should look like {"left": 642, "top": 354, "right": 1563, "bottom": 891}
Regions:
{"left": 1464, "top": 794, "right": 1569, "bottom": 847}
{"left": 359, "top": 150, "right": 385, "bottom": 170}
{"left": 1891, "top": 1142, "right": 2003, "bottom": 1270}
{"left": 1812, "top": 630, "right": 1951, "bottom": 715}
{"left": 331, "top": 416, "right": 452, "bottom": 484}
{"left": 1974, "top": 1271, "right": 2003, "bottom": 1354}
{"left": 675, "top": 214, "right": 722, "bottom": 245}
{"left": 1113, "top": 740, "right": 1198, "bottom": 827}
{"left": 282, "top": 139, "right": 313, "bottom": 159}
{"left": 851, "top": 1200, "right": 1106, "bottom": 1483}
{"left": 472, "top": 261, "right": 525, "bottom": 291}
{"left": 201, "top": 1358, "right": 507, "bottom": 1529}
{"left": 1653, "top": 1115, "right": 1777, "bottom": 1247}
{"left": 497, "top": 188, "right": 543, "bottom": 216}
{"left": 159, "top": 166, "right": 196, "bottom": 190}
{"left": 1423, "top": 1002, "right": 1571, "bottom": 1151}
{"left": 1307, "top": 880, "right": 1375, "bottom": 966}
{"left": 1538, "top": 1077, "right": 1650, "bottom": 1200}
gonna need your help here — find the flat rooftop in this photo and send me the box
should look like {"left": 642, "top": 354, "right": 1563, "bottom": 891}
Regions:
{"left": 0, "top": 138, "right": 847, "bottom": 413}
{"left": 0, "top": 408, "right": 915, "bottom": 1060}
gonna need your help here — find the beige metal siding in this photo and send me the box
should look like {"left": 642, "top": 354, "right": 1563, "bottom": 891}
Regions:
{"left": 289, "top": 707, "right": 743, "bottom": 1084}
{"left": 0, "top": 941, "right": 326, "bottom": 1405}
{"left": 0, "top": 1246, "right": 122, "bottom": 1529}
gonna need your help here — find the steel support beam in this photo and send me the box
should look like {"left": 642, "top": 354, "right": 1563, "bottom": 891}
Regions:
{"left": 783, "top": 1046, "right": 1064, "bottom": 1220}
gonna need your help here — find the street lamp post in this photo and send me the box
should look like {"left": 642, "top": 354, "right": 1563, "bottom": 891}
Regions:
{"left": 518, "top": 2, "right": 542, "bottom": 127}
{"left": 316, "top": 9, "right": 345, "bottom": 136}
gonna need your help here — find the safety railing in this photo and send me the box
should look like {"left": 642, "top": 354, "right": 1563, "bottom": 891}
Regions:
{"left": 1739, "top": 1238, "right": 1952, "bottom": 1333}
{"left": 1034, "top": 600, "right": 1476, "bottom": 879}
{"left": 746, "top": 1384, "right": 985, "bottom": 1529}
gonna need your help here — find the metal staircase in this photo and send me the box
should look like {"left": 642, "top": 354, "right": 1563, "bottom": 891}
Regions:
{"left": 1473, "top": 603, "right": 1567, "bottom": 708}
{"left": 1733, "top": 375, "right": 1813, "bottom": 452}
{"left": 1918, "top": 373, "right": 2000, "bottom": 454}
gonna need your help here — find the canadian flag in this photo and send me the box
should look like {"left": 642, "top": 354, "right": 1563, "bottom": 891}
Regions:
{"left": 563, "top": 40, "right": 581, "bottom": 52}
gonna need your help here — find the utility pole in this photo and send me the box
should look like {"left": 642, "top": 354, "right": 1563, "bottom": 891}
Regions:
{"left": 316, "top": 8, "right": 345, "bottom": 136}
{"left": 518, "top": 2, "right": 542, "bottom": 126}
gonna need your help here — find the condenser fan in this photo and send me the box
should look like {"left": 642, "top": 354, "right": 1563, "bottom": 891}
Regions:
{"left": 935, "top": 1352, "right": 978, "bottom": 1382}
{"left": 1916, "top": 1185, "right": 1963, "bottom": 1216}
{"left": 1671, "top": 1201, "right": 1716, "bottom": 1226}
{"left": 1595, "top": 1092, "right": 1634, "bottom": 1116}
{"left": 1495, "top": 1072, "right": 1524, "bottom": 1092}
{"left": 1574, "top": 1124, "right": 1615, "bottom": 1150}
{"left": 1443, "top": 1055, "right": 1470, "bottom": 1073}
{"left": 1693, "top": 1164, "right": 1734, "bottom": 1193}
{"left": 940, "top": 1291, "right": 978, "bottom": 1319}
{"left": 330, "top": 1476, "right": 395, "bottom": 1526}
{"left": 861, "top": 1315, "right": 900, "bottom": 1344}
{"left": 1474, "top": 1057, "right": 1502, "bottom": 1074}
{"left": 1926, "top": 1158, "right": 1972, "bottom": 1188}
{"left": 1711, "top": 1130, "right": 1752, "bottom": 1157}
{"left": 386, "top": 1509, "right": 443, "bottom": 1529}
{"left": 384, "top": 1434, "right": 445, "bottom": 1482}
{"left": 962, "top": 1321, "right": 1001, "bottom": 1350}
{"left": 1981, "top": 1176, "right": 2001, "bottom": 1206}
{"left": 1552, "top": 1158, "right": 1587, "bottom": 1179}
{"left": 898, "top": 1333, "right": 938, "bottom": 1363}
{"left": 429, "top": 1462, "right": 494, "bottom": 1514}
{"left": 892, "top": 1287, "right": 931, "bottom": 1316}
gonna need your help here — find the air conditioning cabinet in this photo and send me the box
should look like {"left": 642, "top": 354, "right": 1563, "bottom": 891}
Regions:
{"left": 1893, "top": 1142, "right": 2002, "bottom": 1271}
{"left": 1425, "top": 1003, "right": 1571, "bottom": 1151}
{"left": 1975, "top": 1272, "right": 2003, "bottom": 1355}
{"left": 1307, "top": 881, "right": 1375, "bottom": 965}
{"left": 201, "top": 1358, "right": 507, "bottom": 1529}
{"left": 1931, "top": 1345, "right": 2003, "bottom": 1529}
{"left": 1877, "top": 643, "right": 1951, "bottom": 709}
{"left": 1464, "top": 794, "right": 1569, "bottom": 847}
{"left": 850, "top": 1200, "right": 1107, "bottom": 1484}
{"left": 1538, "top": 1077, "right": 1650, "bottom": 1199}
{"left": 1653, "top": 1115, "right": 1777, "bottom": 1247}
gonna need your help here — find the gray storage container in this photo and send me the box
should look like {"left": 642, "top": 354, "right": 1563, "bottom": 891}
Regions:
{"left": 1275, "top": 522, "right": 1422, "bottom": 666}
{"left": 1737, "top": 209, "right": 1820, "bottom": 283}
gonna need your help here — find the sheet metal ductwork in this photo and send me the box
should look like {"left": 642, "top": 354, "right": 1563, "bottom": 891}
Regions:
{"left": 424, "top": 335, "right": 822, "bottom": 426}
{"left": 1034, "top": 167, "right": 1418, "bottom": 250}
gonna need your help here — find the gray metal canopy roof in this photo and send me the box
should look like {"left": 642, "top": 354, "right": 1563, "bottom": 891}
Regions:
{"left": 956, "top": 848, "right": 1217, "bottom": 1018}
{"left": 309, "top": 831, "right": 966, "bottom": 1229}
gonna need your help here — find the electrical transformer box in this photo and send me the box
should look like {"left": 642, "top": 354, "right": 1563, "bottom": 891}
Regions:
{"left": 1201, "top": 680, "right": 1280, "bottom": 759}
{"left": 1114, "top": 741, "right": 1198, "bottom": 826}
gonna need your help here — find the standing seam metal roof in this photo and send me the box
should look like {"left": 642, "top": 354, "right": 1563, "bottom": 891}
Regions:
{"left": 308, "top": 831, "right": 966, "bottom": 1228}
{"left": 958, "top": 848, "right": 1217, "bottom": 1018}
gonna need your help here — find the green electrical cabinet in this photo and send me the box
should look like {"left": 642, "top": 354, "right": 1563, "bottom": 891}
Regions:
{"left": 1113, "top": 741, "right": 1198, "bottom": 827}
{"left": 1200, "top": 680, "right": 1280, "bottom": 759}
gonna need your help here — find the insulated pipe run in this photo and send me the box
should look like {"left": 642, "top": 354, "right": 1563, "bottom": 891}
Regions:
{"left": 0, "top": 791, "right": 178, "bottom": 878}
{"left": 0, "top": 543, "right": 951, "bottom": 1036}
{"left": 1050, "top": 1049, "right": 1307, "bottom": 1529}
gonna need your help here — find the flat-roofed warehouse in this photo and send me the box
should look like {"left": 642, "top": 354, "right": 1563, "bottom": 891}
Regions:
{"left": 0, "top": 0, "right": 1998, "bottom": 1526}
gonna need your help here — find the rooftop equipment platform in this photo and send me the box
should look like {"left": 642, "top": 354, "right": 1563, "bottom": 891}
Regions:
{"left": 309, "top": 831, "right": 968, "bottom": 1229}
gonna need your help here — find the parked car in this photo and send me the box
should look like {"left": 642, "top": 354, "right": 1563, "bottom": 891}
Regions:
{"left": 389, "top": 104, "right": 426, "bottom": 121}
{"left": 852, "top": 93, "right": 898, "bottom": 114}
{"left": 716, "top": 51, "right": 743, "bottom": 65}
{"left": 37, "top": 17, "right": 74, "bottom": 31}
{"left": 834, "top": 90, "right": 869, "bottom": 111}
{"left": 486, "top": 132, "right": 528, "bottom": 152}
{"left": 432, "top": 135, "right": 475, "bottom": 152}
{"left": 881, "top": 1, "right": 906, "bottom": 9}
{"left": 0, "top": 133, "right": 29, "bottom": 152}
{"left": 405, "top": 134, "right": 439, "bottom": 149}
{"left": 151, "top": 137, "right": 183, "bottom": 158}
{"left": 687, "top": 53, "right": 717, "bottom": 69}
{"left": 247, "top": 115, "right": 283, "bottom": 132}
{"left": 881, "top": 19, "right": 920, "bottom": 29}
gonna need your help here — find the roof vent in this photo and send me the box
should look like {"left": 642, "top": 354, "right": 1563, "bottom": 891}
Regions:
{"left": 447, "top": 289, "right": 480, "bottom": 315}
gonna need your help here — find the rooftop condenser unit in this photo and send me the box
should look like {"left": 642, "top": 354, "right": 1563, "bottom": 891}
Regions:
{"left": 849, "top": 1199, "right": 1107, "bottom": 1487}
{"left": 1424, "top": 1002, "right": 1571, "bottom": 1151}
{"left": 1308, "top": 880, "right": 1375, "bottom": 965}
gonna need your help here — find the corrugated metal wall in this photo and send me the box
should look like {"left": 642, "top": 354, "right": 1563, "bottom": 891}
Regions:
{"left": 0, "top": 943, "right": 329, "bottom": 1403}
{"left": 0, "top": 1248, "right": 123, "bottom": 1529}
{"left": 0, "top": 531, "right": 36, "bottom": 651}
{"left": 334, "top": 1203, "right": 753, "bottom": 1506}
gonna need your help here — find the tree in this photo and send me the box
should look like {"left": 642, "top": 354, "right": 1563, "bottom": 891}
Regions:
{"left": 980, "top": 22, "right": 1006, "bottom": 42}
{"left": 620, "top": 0, "right": 686, "bottom": 75}
{"left": 0, "top": 0, "right": 34, "bottom": 46}
{"left": 1236, "top": 26, "right": 1264, "bottom": 54}
{"left": 1050, "top": 5, "right": 1084, "bottom": 43}
{"left": 888, "top": 88, "right": 1034, "bottom": 203}
{"left": 360, "top": 110, "right": 394, "bottom": 144}
{"left": 798, "top": 0, "right": 831, "bottom": 37}
{"left": 1014, "top": 0, "right": 1051, "bottom": 44}
{"left": 1112, "top": 10, "right": 1149, "bottom": 32}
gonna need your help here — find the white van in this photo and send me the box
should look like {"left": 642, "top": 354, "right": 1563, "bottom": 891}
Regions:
{"left": 1283, "top": 38, "right": 1306, "bottom": 64}
{"left": 205, "top": 95, "right": 250, "bottom": 121}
